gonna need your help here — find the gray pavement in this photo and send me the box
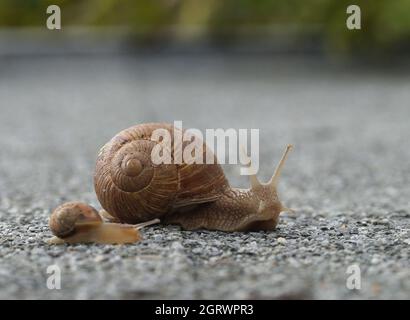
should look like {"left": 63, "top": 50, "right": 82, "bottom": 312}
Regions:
{"left": 0, "top": 55, "right": 409, "bottom": 299}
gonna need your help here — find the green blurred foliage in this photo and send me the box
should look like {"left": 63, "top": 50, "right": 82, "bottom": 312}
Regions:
{"left": 0, "top": 0, "right": 409, "bottom": 55}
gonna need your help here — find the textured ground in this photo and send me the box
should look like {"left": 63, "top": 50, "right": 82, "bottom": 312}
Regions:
{"left": 0, "top": 55, "right": 409, "bottom": 299}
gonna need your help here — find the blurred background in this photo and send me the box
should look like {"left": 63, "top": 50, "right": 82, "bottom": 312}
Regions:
{"left": 0, "top": 0, "right": 409, "bottom": 299}
{"left": 1, "top": 0, "right": 410, "bottom": 56}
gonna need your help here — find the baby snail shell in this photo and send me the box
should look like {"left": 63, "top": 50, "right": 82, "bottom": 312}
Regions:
{"left": 48, "top": 202, "right": 159, "bottom": 244}
{"left": 94, "top": 123, "right": 294, "bottom": 232}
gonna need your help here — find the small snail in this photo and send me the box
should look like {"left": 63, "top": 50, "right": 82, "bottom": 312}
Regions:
{"left": 48, "top": 202, "right": 159, "bottom": 244}
{"left": 49, "top": 123, "right": 293, "bottom": 244}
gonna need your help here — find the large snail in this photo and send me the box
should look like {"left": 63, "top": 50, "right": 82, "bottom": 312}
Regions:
{"left": 49, "top": 123, "right": 293, "bottom": 244}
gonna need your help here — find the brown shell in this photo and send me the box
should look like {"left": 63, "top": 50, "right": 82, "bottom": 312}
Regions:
{"left": 94, "top": 123, "right": 229, "bottom": 224}
{"left": 49, "top": 202, "right": 102, "bottom": 238}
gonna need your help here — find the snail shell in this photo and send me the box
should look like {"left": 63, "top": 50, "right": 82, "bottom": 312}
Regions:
{"left": 94, "top": 123, "right": 229, "bottom": 224}
{"left": 49, "top": 202, "right": 102, "bottom": 238}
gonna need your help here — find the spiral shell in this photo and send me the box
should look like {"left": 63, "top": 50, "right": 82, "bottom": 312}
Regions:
{"left": 94, "top": 123, "right": 229, "bottom": 224}
{"left": 49, "top": 202, "right": 102, "bottom": 238}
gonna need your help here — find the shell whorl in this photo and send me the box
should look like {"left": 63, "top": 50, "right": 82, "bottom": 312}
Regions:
{"left": 109, "top": 139, "right": 155, "bottom": 192}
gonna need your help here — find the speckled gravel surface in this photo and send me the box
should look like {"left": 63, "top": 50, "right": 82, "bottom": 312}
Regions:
{"left": 0, "top": 55, "right": 409, "bottom": 299}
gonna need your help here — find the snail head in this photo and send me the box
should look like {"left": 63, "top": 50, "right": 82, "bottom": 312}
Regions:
{"left": 245, "top": 145, "right": 294, "bottom": 227}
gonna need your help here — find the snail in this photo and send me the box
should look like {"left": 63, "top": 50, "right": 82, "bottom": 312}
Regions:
{"left": 49, "top": 122, "right": 293, "bottom": 244}
{"left": 48, "top": 202, "right": 159, "bottom": 244}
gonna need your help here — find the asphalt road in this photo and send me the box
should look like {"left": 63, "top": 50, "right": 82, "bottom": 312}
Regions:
{"left": 0, "top": 54, "right": 409, "bottom": 299}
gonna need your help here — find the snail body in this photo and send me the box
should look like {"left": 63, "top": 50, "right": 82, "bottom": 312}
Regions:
{"left": 94, "top": 123, "right": 293, "bottom": 232}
